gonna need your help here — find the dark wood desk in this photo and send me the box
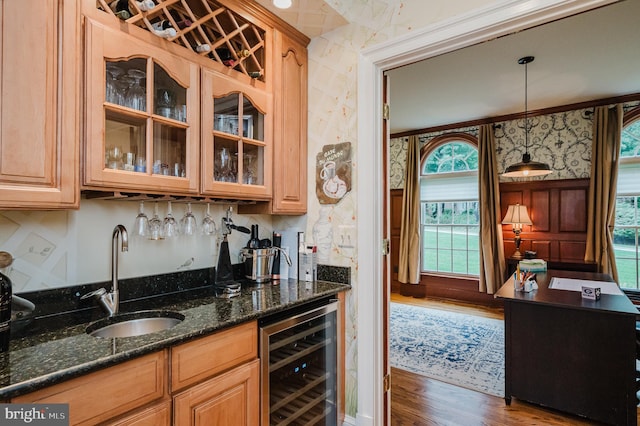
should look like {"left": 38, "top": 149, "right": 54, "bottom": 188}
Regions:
{"left": 495, "top": 270, "right": 638, "bottom": 426}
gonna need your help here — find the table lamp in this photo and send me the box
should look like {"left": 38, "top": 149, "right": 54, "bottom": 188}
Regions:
{"left": 502, "top": 204, "right": 532, "bottom": 259}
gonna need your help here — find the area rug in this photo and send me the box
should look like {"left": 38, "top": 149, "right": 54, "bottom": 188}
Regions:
{"left": 389, "top": 302, "right": 505, "bottom": 397}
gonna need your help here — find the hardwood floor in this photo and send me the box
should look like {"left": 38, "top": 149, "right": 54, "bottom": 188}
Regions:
{"left": 389, "top": 293, "right": 620, "bottom": 425}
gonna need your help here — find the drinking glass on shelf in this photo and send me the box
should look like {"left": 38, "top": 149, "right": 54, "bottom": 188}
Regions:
{"left": 156, "top": 88, "right": 175, "bottom": 118}
{"left": 218, "top": 147, "right": 232, "bottom": 182}
{"left": 148, "top": 202, "right": 163, "bottom": 240}
{"left": 201, "top": 203, "right": 217, "bottom": 236}
{"left": 243, "top": 154, "right": 256, "bottom": 185}
{"left": 180, "top": 202, "right": 198, "bottom": 237}
{"left": 126, "top": 69, "right": 147, "bottom": 111}
{"left": 105, "top": 63, "right": 124, "bottom": 104}
{"left": 132, "top": 201, "right": 149, "bottom": 238}
{"left": 163, "top": 201, "right": 180, "bottom": 238}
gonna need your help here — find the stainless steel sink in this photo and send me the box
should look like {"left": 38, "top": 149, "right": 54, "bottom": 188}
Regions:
{"left": 86, "top": 310, "right": 185, "bottom": 338}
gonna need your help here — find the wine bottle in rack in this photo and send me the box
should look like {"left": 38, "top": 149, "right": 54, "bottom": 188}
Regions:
{"left": 135, "top": 0, "right": 155, "bottom": 12}
{"left": 109, "top": 0, "right": 132, "bottom": 20}
{"left": 151, "top": 20, "right": 177, "bottom": 39}
{"left": 195, "top": 44, "right": 211, "bottom": 53}
{"left": 170, "top": 10, "right": 193, "bottom": 29}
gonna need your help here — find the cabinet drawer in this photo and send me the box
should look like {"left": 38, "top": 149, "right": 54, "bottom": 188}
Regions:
{"left": 12, "top": 351, "right": 167, "bottom": 426}
{"left": 106, "top": 401, "right": 171, "bottom": 426}
{"left": 171, "top": 321, "right": 257, "bottom": 392}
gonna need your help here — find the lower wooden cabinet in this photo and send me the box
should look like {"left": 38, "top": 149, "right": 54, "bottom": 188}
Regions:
{"left": 12, "top": 322, "right": 258, "bottom": 426}
{"left": 173, "top": 359, "right": 260, "bottom": 426}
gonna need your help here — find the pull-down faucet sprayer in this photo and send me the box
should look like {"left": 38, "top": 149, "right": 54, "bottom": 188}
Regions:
{"left": 110, "top": 224, "right": 128, "bottom": 314}
{"left": 81, "top": 224, "right": 128, "bottom": 316}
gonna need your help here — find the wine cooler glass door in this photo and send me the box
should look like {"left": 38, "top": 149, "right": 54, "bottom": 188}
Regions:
{"left": 260, "top": 300, "right": 338, "bottom": 426}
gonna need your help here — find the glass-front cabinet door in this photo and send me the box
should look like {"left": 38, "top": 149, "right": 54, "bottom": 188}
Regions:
{"left": 202, "top": 69, "right": 272, "bottom": 199}
{"left": 84, "top": 19, "right": 199, "bottom": 194}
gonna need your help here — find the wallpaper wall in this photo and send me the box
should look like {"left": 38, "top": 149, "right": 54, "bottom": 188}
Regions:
{"left": 390, "top": 108, "right": 593, "bottom": 189}
{"left": 309, "top": 0, "right": 496, "bottom": 419}
{"left": 390, "top": 101, "right": 640, "bottom": 189}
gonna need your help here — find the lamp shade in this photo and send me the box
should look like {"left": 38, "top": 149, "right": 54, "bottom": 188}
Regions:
{"left": 502, "top": 204, "right": 532, "bottom": 225}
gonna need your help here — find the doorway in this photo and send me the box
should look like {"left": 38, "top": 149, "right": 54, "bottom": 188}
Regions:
{"left": 355, "top": 1, "right": 617, "bottom": 423}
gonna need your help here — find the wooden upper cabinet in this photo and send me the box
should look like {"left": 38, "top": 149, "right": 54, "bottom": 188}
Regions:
{"left": 201, "top": 69, "right": 272, "bottom": 200}
{"left": 83, "top": 18, "right": 200, "bottom": 194}
{"left": 272, "top": 31, "right": 308, "bottom": 214}
{"left": 241, "top": 30, "right": 308, "bottom": 214}
{"left": 0, "top": 0, "right": 80, "bottom": 209}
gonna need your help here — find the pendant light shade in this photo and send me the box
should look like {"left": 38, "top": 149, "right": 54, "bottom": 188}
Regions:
{"left": 502, "top": 153, "right": 552, "bottom": 177}
{"left": 502, "top": 56, "right": 552, "bottom": 178}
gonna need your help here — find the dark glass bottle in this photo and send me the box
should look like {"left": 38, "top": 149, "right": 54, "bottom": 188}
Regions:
{"left": 169, "top": 10, "right": 192, "bottom": 29}
{"left": 109, "top": 0, "right": 132, "bottom": 20}
{"left": 0, "top": 271, "right": 12, "bottom": 352}
{"left": 248, "top": 224, "right": 260, "bottom": 249}
{"left": 272, "top": 232, "right": 282, "bottom": 279}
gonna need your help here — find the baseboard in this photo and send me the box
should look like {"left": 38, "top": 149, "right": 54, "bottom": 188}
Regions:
{"left": 354, "top": 413, "right": 372, "bottom": 425}
{"left": 342, "top": 414, "right": 357, "bottom": 426}
{"left": 399, "top": 276, "right": 503, "bottom": 308}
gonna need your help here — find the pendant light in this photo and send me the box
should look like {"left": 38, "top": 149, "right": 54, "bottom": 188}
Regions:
{"left": 502, "top": 56, "right": 553, "bottom": 178}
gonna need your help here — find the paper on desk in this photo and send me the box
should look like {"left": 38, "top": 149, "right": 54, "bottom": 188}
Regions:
{"left": 549, "top": 277, "right": 623, "bottom": 295}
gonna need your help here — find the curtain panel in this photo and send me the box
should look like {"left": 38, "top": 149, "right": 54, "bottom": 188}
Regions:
{"left": 398, "top": 135, "right": 421, "bottom": 284}
{"left": 478, "top": 125, "right": 505, "bottom": 294}
{"left": 585, "top": 104, "right": 622, "bottom": 281}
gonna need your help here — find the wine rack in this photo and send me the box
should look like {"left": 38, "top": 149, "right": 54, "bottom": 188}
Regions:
{"left": 260, "top": 301, "right": 338, "bottom": 426}
{"left": 96, "top": 0, "right": 266, "bottom": 80}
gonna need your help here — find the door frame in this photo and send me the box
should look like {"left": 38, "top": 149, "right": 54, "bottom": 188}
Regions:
{"left": 355, "top": 0, "right": 616, "bottom": 424}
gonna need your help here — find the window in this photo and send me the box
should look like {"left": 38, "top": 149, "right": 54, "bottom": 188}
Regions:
{"left": 420, "top": 137, "right": 479, "bottom": 276}
{"left": 614, "top": 108, "right": 640, "bottom": 289}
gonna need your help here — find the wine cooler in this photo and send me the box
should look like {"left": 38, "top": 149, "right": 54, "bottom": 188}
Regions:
{"left": 260, "top": 298, "right": 339, "bottom": 425}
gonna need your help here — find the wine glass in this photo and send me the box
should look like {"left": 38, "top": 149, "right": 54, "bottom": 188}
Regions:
{"left": 105, "top": 63, "right": 124, "bottom": 104}
{"left": 202, "top": 203, "right": 217, "bottom": 236}
{"left": 180, "top": 202, "right": 198, "bottom": 236}
{"left": 218, "top": 147, "right": 231, "bottom": 182}
{"left": 126, "top": 69, "right": 147, "bottom": 111}
{"left": 132, "top": 201, "right": 149, "bottom": 238}
{"left": 243, "top": 153, "right": 256, "bottom": 185}
{"left": 163, "top": 201, "right": 180, "bottom": 238}
{"left": 148, "top": 202, "right": 163, "bottom": 240}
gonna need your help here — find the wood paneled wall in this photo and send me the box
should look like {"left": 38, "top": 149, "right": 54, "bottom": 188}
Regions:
{"left": 499, "top": 178, "right": 590, "bottom": 264}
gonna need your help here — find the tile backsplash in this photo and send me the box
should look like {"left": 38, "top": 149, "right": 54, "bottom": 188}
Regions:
{"left": 0, "top": 199, "right": 276, "bottom": 293}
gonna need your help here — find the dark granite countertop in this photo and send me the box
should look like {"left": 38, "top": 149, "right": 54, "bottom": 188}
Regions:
{"left": 0, "top": 279, "right": 350, "bottom": 400}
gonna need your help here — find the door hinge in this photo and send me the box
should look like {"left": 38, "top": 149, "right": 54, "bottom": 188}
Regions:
{"left": 382, "top": 239, "right": 390, "bottom": 256}
{"left": 383, "top": 374, "right": 391, "bottom": 392}
{"left": 382, "top": 103, "right": 390, "bottom": 120}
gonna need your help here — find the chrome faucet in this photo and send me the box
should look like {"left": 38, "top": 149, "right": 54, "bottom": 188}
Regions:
{"left": 82, "top": 225, "right": 128, "bottom": 316}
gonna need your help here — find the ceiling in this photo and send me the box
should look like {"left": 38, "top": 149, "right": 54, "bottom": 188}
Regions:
{"left": 386, "top": 0, "right": 640, "bottom": 134}
{"left": 256, "top": 0, "right": 640, "bottom": 136}
{"left": 254, "top": 0, "right": 348, "bottom": 39}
